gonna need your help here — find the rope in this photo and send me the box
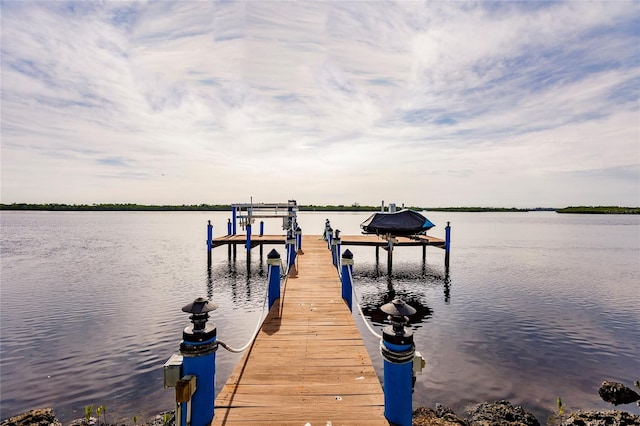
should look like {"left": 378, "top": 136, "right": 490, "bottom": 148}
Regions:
{"left": 216, "top": 265, "right": 274, "bottom": 353}
{"left": 348, "top": 267, "right": 383, "bottom": 340}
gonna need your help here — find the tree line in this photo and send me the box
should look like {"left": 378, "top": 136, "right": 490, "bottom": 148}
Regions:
{"left": 1, "top": 203, "right": 637, "bottom": 214}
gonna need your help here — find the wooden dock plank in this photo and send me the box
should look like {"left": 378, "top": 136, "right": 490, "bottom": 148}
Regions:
{"left": 212, "top": 236, "right": 387, "bottom": 425}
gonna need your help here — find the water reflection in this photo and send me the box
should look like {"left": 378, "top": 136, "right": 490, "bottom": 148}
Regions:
{"left": 359, "top": 288, "right": 433, "bottom": 327}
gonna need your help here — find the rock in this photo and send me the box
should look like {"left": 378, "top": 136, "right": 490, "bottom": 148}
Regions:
{"left": 413, "top": 405, "right": 467, "bottom": 426}
{"left": 0, "top": 408, "right": 62, "bottom": 426}
{"left": 68, "top": 418, "right": 96, "bottom": 426}
{"left": 598, "top": 381, "right": 640, "bottom": 406}
{"left": 559, "top": 409, "right": 640, "bottom": 426}
{"left": 467, "top": 400, "right": 540, "bottom": 426}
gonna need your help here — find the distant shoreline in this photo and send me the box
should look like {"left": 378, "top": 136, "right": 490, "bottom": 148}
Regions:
{"left": 0, "top": 203, "right": 638, "bottom": 214}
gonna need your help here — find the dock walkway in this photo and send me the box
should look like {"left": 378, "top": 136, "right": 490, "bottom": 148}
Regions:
{"left": 212, "top": 235, "right": 388, "bottom": 425}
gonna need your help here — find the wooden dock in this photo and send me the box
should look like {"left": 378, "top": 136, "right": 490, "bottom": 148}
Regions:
{"left": 211, "top": 233, "right": 445, "bottom": 249}
{"left": 212, "top": 235, "right": 388, "bottom": 425}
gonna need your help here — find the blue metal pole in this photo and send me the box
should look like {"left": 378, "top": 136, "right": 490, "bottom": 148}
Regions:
{"left": 246, "top": 223, "right": 252, "bottom": 252}
{"left": 341, "top": 250, "right": 353, "bottom": 311}
{"left": 179, "top": 298, "right": 218, "bottom": 426}
{"left": 227, "top": 219, "right": 231, "bottom": 236}
{"left": 260, "top": 220, "right": 264, "bottom": 236}
{"left": 267, "top": 249, "right": 281, "bottom": 309}
{"left": 232, "top": 207, "right": 237, "bottom": 235}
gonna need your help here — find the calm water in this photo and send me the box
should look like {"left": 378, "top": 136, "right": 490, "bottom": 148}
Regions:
{"left": 1, "top": 211, "right": 639, "bottom": 423}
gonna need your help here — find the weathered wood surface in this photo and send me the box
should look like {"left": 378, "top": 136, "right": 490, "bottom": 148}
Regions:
{"left": 212, "top": 235, "right": 387, "bottom": 425}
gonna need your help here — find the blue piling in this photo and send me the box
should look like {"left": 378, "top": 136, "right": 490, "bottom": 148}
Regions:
{"left": 207, "top": 221, "right": 213, "bottom": 267}
{"left": 246, "top": 223, "right": 252, "bottom": 252}
{"left": 331, "top": 231, "right": 341, "bottom": 268}
{"left": 445, "top": 221, "right": 451, "bottom": 268}
{"left": 232, "top": 207, "right": 237, "bottom": 235}
{"left": 260, "top": 220, "right": 264, "bottom": 236}
{"left": 327, "top": 227, "right": 333, "bottom": 250}
{"left": 380, "top": 299, "right": 417, "bottom": 426}
{"left": 286, "top": 232, "right": 297, "bottom": 275}
{"left": 227, "top": 219, "right": 231, "bottom": 236}
{"left": 296, "top": 226, "right": 302, "bottom": 253}
{"left": 267, "top": 249, "right": 281, "bottom": 309}
{"left": 179, "top": 298, "right": 218, "bottom": 426}
{"left": 341, "top": 250, "right": 354, "bottom": 311}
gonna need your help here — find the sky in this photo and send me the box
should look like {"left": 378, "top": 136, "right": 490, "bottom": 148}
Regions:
{"left": 1, "top": 1, "right": 639, "bottom": 208}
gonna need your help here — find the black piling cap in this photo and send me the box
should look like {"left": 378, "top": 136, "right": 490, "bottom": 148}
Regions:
{"left": 182, "top": 297, "right": 217, "bottom": 315}
{"left": 381, "top": 298, "right": 416, "bottom": 317}
{"left": 182, "top": 297, "right": 217, "bottom": 334}
{"left": 267, "top": 248, "right": 281, "bottom": 259}
{"left": 381, "top": 298, "right": 416, "bottom": 343}
{"left": 342, "top": 249, "right": 353, "bottom": 259}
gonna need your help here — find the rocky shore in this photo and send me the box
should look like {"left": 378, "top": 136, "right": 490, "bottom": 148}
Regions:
{"left": 3, "top": 382, "right": 639, "bottom": 426}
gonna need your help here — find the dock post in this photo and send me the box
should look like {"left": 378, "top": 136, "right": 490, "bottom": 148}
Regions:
{"left": 260, "top": 220, "right": 264, "bottom": 236}
{"left": 296, "top": 226, "right": 303, "bottom": 254}
{"left": 341, "top": 250, "right": 354, "bottom": 311}
{"left": 387, "top": 240, "right": 393, "bottom": 276}
{"left": 232, "top": 207, "right": 237, "bottom": 235}
{"left": 178, "top": 297, "right": 218, "bottom": 426}
{"left": 380, "top": 298, "right": 417, "bottom": 426}
{"left": 227, "top": 219, "right": 231, "bottom": 236}
{"left": 246, "top": 223, "right": 252, "bottom": 252}
{"left": 207, "top": 221, "right": 213, "bottom": 267}
{"left": 286, "top": 231, "right": 297, "bottom": 277}
{"left": 332, "top": 229, "right": 341, "bottom": 268}
{"left": 267, "top": 249, "right": 281, "bottom": 309}
{"left": 445, "top": 221, "right": 451, "bottom": 268}
{"left": 327, "top": 227, "right": 333, "bottom": 250}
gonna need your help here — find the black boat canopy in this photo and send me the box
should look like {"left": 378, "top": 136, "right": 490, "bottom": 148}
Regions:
{"left": 360, "top": 210, "right": 435, "bottom": 236}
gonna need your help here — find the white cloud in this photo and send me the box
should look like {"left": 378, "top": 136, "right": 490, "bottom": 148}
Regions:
{"left": 1, "top": 1, "right": 638, "bottom": 206}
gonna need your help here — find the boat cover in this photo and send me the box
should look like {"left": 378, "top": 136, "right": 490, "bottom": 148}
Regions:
{"left": 360, "top": 210, "right": 435, "bottom": 235}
